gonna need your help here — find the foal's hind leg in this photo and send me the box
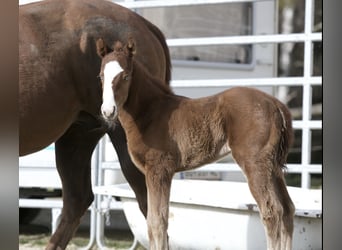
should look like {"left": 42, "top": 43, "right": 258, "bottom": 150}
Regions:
{"left": 234, "top": 154, "right": 295, "bottom": 250}
{"left": 46, "top": 118, "right": 105, "bottom": 250}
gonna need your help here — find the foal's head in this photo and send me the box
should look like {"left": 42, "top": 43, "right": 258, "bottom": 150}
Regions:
{"left": 96, "top": 37, "right": 135, "bottom": 120}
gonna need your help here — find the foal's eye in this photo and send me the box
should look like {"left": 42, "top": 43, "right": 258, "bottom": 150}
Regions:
{"left": 122, "top": 74, "right": 129, "bottom": 81}
{"left": 98, "top": 74, "right": 104, "bottom": 81}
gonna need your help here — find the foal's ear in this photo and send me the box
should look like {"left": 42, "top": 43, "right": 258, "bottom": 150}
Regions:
{"left": 126, "top": 37, "right": 136, "bottom": 57}
{"left": 96, "top": 38, "right": 111, "bottom": 58}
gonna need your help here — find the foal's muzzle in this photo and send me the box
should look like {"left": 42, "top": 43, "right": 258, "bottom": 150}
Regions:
{"left": 101, "top": 105, "right": 116, "bottom": 120}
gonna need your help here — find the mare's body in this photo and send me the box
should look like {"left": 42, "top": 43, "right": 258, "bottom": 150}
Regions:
{"left": 98, "top": 39, "right": 295, "bottom": 250}
{"left": 19, "top": 1, "right": 171, "bottom": 248}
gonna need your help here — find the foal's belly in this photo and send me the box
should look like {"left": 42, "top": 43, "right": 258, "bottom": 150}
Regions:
{"left": 218, "top": 141, "right": 231, "bottom": 158}
{"left": 180, "top": 141, "right": 232, "bottom": 171}
{"left": 207, "top": 141, "right": 232, "bottom": 166}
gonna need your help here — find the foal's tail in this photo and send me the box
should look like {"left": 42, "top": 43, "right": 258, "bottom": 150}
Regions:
{"left": 275, "top": 102, "right": 294, "bottom": 170}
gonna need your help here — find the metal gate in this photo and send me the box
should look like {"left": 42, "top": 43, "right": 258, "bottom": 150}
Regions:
{"left": 99, "top": 0, "right": 322, "bottom": 189}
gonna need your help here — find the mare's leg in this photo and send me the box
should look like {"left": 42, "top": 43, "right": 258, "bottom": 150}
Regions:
{"left": 107, "top": 122, "right": 148, "bottom": 217}
{"left": 232, "top": 150, "right": 295, "bottom": 250}
{"left": 46, "top": 114, "right": 106, "bottom": 250}
{"left": 145, "top": 168, "right": 173, "bottom": 250}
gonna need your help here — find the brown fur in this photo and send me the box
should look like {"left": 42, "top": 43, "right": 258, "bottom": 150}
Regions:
{"left": 98, "top": 40, "right": 295, "bottom": 250}
{"left": 19, "top": 1, "right": 171, "bottom": 249}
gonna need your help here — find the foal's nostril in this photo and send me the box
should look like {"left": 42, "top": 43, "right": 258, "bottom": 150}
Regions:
{"left": 110, "top": 107, "right": 116, "bottom": 117}
{"left": 101, "top": 105, "right": 116, "bottom": 120}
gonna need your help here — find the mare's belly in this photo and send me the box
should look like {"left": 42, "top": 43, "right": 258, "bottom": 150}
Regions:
{"left": 19, "top": 94, "right": 80, "bottom": 156}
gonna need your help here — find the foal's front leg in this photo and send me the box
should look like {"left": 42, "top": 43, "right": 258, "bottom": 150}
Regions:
{"left": 145, "top": 168, "right": 173, "bottom": 250}
{"left": 107, "top": 123, "right": 148, "bottom": 217}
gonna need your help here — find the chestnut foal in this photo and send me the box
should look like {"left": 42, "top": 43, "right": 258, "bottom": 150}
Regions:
{"left": 97, "top": 38, "right": 295, "bottom": 250}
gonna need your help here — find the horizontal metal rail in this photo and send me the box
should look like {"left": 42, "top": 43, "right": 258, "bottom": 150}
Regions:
{"left": 292, "top": 120, "right": 322, "bottom": 130}
{"left": 185, "top": 163, "right": 322, "bottom": 174}
{"left": 117, "top": 0, "right": 272, "bottom": 9}
{"left": 167, "top": 33, "right": 322, "bottom": 47}
{"left": 171, "top": 76, "right": 322, "bottom": 88}
{"left": 19, "top": 198, "right": 63, "bottom": 209}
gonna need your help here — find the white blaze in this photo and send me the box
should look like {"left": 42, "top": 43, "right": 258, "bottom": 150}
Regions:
{"left": 101, "top": 61, "right": 123, "bottom": 118}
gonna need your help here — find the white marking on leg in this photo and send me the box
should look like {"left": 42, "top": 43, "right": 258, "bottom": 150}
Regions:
{"left": 101, "top": 61, "right": 123, "bottom": 118}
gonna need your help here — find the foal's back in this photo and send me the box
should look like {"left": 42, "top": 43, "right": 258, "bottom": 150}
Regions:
{"left": 167, "top": 86, "right": 292, "bottom": 171}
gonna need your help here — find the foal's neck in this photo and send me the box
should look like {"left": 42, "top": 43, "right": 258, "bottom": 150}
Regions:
{"left": 132, "top": 60, "right": 174, "bottom": 97}
{"left": 123, "top": 60, "right": 175, "bottom": 117}
{"left": 118, "top": 62, "right": 178, "bottom": 133}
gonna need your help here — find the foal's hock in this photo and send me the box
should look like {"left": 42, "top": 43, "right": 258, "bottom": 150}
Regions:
{"left": 98, "top": 38, "right": 295, "bottom": 250}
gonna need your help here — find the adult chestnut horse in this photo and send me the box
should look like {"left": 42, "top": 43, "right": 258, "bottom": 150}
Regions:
{"left": 19, "top": 0, "right": 171, "bottom": 249}
{"left": 98, "top": 38, "right": 295, "bottom": 250}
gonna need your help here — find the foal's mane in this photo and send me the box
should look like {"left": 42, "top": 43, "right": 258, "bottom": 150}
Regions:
{"left": 131, "top": 59, "right": 174, "bottom": 96}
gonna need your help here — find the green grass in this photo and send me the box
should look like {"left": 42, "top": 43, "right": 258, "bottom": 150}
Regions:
{"left": 19, "top": 234, "right": 49, "bottom": 246}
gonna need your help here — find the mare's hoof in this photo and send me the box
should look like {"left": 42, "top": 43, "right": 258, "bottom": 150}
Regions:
{"left": 46, "top": 242, "right": 63, "bottom": 250}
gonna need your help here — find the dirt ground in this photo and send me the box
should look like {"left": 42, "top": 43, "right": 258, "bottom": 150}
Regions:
{"left": 19, "top": 209, "right": 145, "bottom": 250}
{"left": 19, "top": 232, "right": 139, "bottom": 250}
